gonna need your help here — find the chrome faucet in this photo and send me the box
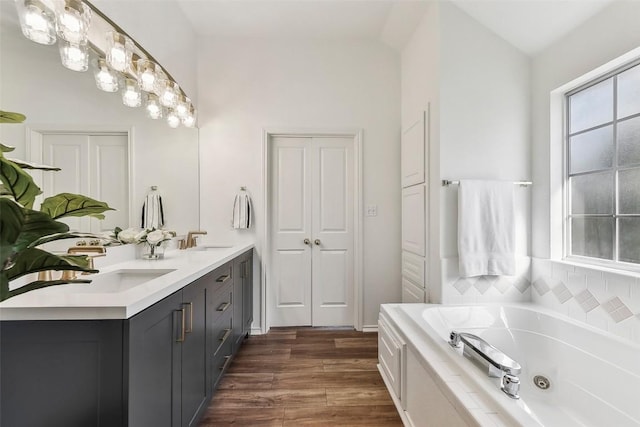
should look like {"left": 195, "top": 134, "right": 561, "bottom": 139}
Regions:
{"left": 449, "top": 331, "right": 521, "bottom": 399}
{"left": 180, "top": 231, "right": 208, "bottom": 249}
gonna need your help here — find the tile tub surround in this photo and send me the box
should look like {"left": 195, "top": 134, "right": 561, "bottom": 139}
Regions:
{"left": 531, "top": 258, "right": 640, "bottom": 345}
{"left": 441, "top": 257, "right": 531, "bottom": 304}
{"left": 0, "top": 243, "right": 254, "bottom": 320}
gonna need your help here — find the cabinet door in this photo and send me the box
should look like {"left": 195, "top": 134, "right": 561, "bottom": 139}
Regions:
{"left": 128, "top": 291, "right": 183, "bottom": 427}
{"left": 181, "top": 276, "right": 210, "bottom": 427}
{"left": 401, "top": 111, "right": 426, "bottom": 188}
{"left": 401, "top": 185, "right": 426, "bottom": 256}
{"left": 232, "top": 257, "right": 244, "bottom": 351}
{"left": 243, "top": 251, "right": 253, "bottom": 336}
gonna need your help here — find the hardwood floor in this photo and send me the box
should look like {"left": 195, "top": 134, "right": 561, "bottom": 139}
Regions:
{"left": 199, "top": 328, "right": 403, "bottom": 426}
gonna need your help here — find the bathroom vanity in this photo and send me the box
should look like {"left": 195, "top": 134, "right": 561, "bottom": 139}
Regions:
{"left": 0, "top": 244, "right": 254, "bottom": 427}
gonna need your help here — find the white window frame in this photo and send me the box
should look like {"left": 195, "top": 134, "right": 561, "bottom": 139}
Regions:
{"left": 550, "top": 47, "right": 640, "bottom": 273}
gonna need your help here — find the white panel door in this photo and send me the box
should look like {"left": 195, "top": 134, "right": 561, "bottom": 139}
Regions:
{"left": 311, "top": 137, "right": 354, "bottom": 326}
{"left": 401, "top": 185, "right": 426, "bottom": 256}
{"left": 270, "top": 137, "right": 313, "bottom": 326}
{"left": 401, "top": 111, "right": 425, "bottom": 188}
{"left": 269, "top": 135, "right": 354, "bottom": 327}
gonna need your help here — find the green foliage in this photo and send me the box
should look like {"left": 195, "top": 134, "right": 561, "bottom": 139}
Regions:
{"left": 0, "top": 111, "right": 114, "bottom": 302}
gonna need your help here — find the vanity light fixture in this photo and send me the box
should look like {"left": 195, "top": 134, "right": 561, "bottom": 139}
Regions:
{"left": 15, "top": 0, "right": 57, "bottom": 45}
{"left": 166, "top": 109, "right": 181, "bottom": 128}
{"left": 158, "top": 80, "right": 180, "bottom": 108}
{"left": 182, "top": 106, "right": 197, "bottom": 128}
{"left": 175, "top": 95, "right": 191, "bottom": 119}
{"left": 93, "top": 58, "right": 119, "bottom": 92}
{"left": 105, "top": 31, "right": 133, "bottom": 73}
{"left": 136, "top": 58, "right": 160, "bottom": 92}
{"left": 145, "top": 94, "right": 163, "bottom": 119}
{"left": 122, "top": 78, "right": 142, "bottom": 108}
{"left": 58, "top": 39, "right": 88, "bottom": 71}
{"left": 55, "top": 0, "right": 91, "bottom": 45}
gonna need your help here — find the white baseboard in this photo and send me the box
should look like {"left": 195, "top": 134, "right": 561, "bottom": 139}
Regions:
{"left": 362, "top": 325, "right": 378, "bottom": 333}
{"left": 250, "top": 327, "right": 264, "bottom": 335}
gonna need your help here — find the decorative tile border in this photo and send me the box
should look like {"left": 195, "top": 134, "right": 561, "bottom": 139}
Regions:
{"left": 531, "top": 258, "right": 640, "bottom": 345}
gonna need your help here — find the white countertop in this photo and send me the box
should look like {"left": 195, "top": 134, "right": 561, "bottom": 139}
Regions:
{"left": 0, "top": 243, "right": 254, "bottom": 321}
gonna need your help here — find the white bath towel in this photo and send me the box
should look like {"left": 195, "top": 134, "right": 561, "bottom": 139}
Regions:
{"left": 232, "top": 190, "right": 252, "bottom": 229}
{"left": 458, "top": 180, "right": 515, "bottom": 277}
{"left": 141, "top": 190, "right": 164, "bottom": 230}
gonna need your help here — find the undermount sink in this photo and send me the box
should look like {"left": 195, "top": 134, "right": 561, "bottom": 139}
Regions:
{"left": 78, "top": 269, "right": 177, "bottom": 293}
{"left": 187, "top": 245, "right": 233, "bottom": 252}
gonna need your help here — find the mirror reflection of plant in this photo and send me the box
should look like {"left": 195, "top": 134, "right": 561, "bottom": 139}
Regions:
{"left": 0, "top": 111, "right": 114, "bottom": 302}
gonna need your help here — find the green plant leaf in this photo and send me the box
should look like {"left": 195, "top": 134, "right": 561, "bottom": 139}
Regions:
{"left": 5, "top": 248, "right": 96, "bottom": 281}
{"left": 0, "top": 143, "right": 15, "bottom": 153}
{"left": 7, "top": 158, "right": 61, "bottom": 171}
{"left": 0, "top": 111, "right": 26, "bottom": 124}
{"left": 0, "top": 156, "right": 42, "bottom": 208}
{"left": 40, "top": 193, "right": 114, "bottom": 220}
{"left": 3, "top": 278, "right": 92, "bottom": 300}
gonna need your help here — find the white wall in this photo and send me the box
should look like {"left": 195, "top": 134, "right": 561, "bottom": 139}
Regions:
{"left": 91, "top": 0, "right": 198, "bottom": 103}
{"left": 531, "top": 1, "right": 640, "bottom": 343}
{"left": 0, "top": 2, "right": 200, "bottom": 235}
{"left": 197, "top": 37, "right": 401, "bottom": 329}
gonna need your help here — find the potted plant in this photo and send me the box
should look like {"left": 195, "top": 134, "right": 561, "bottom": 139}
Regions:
{"left": 0, "top": 110, "right": 114, "bottom": 301}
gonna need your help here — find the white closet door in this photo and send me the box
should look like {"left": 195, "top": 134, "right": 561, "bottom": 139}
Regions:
{"left": 401, "top": 185, "right": 426, "bottom": 256}
{"left": 270, "top": 137, "right": 313, "bottom": 326}
{"left": 311, "top": 137, "right": 354, "bottom": 326}
{"left": 42, "top": 134, "right": 90, "bottom": 232}
{"left": 401, "top": 111, "right": 425, "bottom": 188}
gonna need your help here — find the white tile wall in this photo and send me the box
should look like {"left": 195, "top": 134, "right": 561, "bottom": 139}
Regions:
{"left": 531, "top": 258, "right": 640, "bottom": 345}
{"left": 441, "top": 257, "right": 531, "bottom": 304}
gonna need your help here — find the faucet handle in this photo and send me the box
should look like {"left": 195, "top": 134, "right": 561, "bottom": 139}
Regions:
{"left": 501, "top": 374, "right": 520, "bottom": 399}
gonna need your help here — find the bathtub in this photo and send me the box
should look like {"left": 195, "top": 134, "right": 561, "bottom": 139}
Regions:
{"left": 378, "top": 303, "right": 640, "bottom": 427}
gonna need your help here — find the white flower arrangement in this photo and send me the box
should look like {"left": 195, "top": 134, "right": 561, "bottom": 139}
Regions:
{"left": 114, "top": 227, "right": 173, "bottom": 246}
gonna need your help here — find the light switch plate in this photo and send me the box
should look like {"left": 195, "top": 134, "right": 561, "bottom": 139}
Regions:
{"left": 366, "top": 205, "right": 377, "bottom": 217}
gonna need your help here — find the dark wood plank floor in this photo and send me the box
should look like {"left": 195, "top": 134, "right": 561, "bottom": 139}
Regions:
{"left": 199, "top": 327, "right": 403, "bottom": 426}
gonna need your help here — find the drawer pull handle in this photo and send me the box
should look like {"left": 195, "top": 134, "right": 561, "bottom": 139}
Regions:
{"left": 182, "top": 302, "right": 193, "bottom": 333}
{"left": 216, "top": 274, "right": 230, "bottom": 283}
{"left": 176, "top": 309, "right": 186, "bottom": 343}
{"left": 219, "top": 328, "right": 232, "bottom": 343}
{"left": 219, "top": 355, "right": 232, "bottom": 371}
{"left": 217, "top": 301, "right": 231, "bottom": 312}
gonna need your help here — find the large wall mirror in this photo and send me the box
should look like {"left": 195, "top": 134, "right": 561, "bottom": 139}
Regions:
{"left": 0, "top": 1, "right": 200, "bottom": 236}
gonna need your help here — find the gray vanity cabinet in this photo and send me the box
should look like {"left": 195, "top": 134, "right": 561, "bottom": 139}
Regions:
{"left": 232, "top": 250, "right": 253, "bottom": 352}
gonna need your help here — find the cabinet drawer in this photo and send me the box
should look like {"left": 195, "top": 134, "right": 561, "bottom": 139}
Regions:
{"left": 211, "top": 335, "right": 233, "bottom": 390}
{"left": 402, "top": 252, "right": 425, "bottom": 287}
{"left": 378, "top": 314, "right": 403, "bottom": 400}
{"left": 211, "top": 307, "right": 233, "bottom": 357}
{"left": 211, "top": 262, "right": 233, "bottom": 292}
{"left": 210, "top": 281, "right": 233, "bottom": 324}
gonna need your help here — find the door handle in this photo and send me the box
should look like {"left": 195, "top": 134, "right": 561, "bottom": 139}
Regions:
{"left": 182, "top": 302, "right": 193, "bottom": 333}
{"left": 314, "top": 239, "right": 321, "bottom": 246}
{"left": 303, "top": 238, "right": 311, "bottom": 245}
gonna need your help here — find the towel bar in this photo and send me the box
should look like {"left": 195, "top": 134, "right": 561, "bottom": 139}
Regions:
{"left": 441, "top": 180, "right": 532, "bottom": 187}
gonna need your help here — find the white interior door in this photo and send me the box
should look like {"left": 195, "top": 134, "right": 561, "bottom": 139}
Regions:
{"left": 269, "top": 135, "right": 354, "bottom": 327}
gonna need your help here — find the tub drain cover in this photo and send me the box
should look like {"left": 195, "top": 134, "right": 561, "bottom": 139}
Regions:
{"left": 533, "top": 375, "right": 551, "bottom": 390}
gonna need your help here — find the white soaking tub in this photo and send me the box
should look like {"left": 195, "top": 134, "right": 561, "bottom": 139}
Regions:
{"left": 378, "top": 303, "right": 640, "bottom": 427}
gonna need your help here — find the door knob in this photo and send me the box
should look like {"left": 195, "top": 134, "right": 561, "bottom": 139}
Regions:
{"left": 303, "top": 238, "right": 311, "bottom": 245}
{"left": 314, "top": 239, "right": 321, "bottom": 245}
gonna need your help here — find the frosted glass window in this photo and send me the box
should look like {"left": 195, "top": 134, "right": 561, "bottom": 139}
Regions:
{"left": 617, "top": 64, "right": 640, "bottom": 119}
{"left": 617, "top": 116, "right": 640, "bottom": 166}
{"left": 569, "top": 126, "right": 613, "bottom": 174}
{"left": 571, "top": 218, "right": 614, "bottom": 260}
{"left": 570, "top": 172, "right": 613, "bottom": 215}
{"left": 569, "top": 78, "right": 613, "bottom": 133}
{"left": 619, "top": 168, "right": 640, "bottom": 214}
{"left": 619, "top": 218, "right": 640, "bottom": 263}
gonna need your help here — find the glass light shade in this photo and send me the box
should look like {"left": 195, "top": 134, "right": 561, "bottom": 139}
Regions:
{"left": 175, "top": 96, "right": 191, "bottom": 119}
{"left": 158, "top": 80, "right": 180, "bottom": 108}
{"left": 182, "top": 107, "right": 197, "bottom": 128}
{"left": 122, "top": 78, "right": 142, "bottom": 108}
{"left": 106, "top": 31, "right": 133, "bottom": 73}
{"left": 136, "top": 59, "right": 159, "bottom": 92}
{"left": 145, "top": 94, "right": 163, "bottom": 119}
{"left": 15, "top": 0, "right": 57, "bottom": 45}
{"left": 93, "top": 58, "right": 118, "bottom": 92}
{"left": 58, "top": 39, "right": 88, "bottom": 72}
{"left": 55, "top": 0, "right": 91, "bottom": 44}
{"left": 166, "top": 110, "right": 180, "bottom": 128}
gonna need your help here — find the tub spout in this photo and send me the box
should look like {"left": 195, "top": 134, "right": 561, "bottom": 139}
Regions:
{"left": 449, "top": 331, "right": 522, "bottom": 399}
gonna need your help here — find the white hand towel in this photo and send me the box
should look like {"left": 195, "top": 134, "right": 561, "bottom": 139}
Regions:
{"left": 232, "top": 191, "right": 252, "bottom": 229}
{"left": 142, "top": 192, "right": 164, "bottom": 229}
{"left": 458, "top": 180, "right": 515, "bottom": 277}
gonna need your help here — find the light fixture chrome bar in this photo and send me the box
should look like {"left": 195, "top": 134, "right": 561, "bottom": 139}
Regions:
{"left": 441, "top": 180, "right": 533, "bottom": 187}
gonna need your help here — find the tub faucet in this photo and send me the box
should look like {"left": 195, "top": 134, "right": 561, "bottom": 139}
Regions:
{"left": 449, "top": 331, "right": 521, "bottom": 399}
